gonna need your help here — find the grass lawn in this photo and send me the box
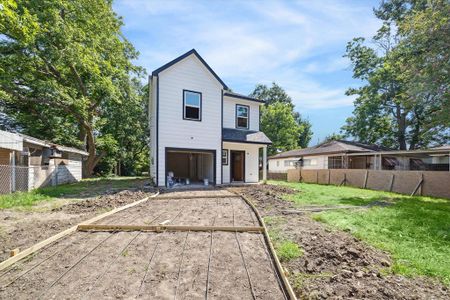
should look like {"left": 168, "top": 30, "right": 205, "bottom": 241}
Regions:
{"left": 0, "top": 177, "right": 148, "bottom": 209}
{"left": 269, "top": 180, "right": 450, "bottom": 285}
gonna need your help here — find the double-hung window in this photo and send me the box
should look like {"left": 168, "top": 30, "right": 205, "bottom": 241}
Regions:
{"left": 183, "top": 90, "right": 201, "bottom": 121}
{"left": 236, "top": 104, "right": 249, "bottom": 129}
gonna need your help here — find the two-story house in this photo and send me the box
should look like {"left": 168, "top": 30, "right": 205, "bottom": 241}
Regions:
{"left": 149, "top": 49, "right": 271, "bottom": 187}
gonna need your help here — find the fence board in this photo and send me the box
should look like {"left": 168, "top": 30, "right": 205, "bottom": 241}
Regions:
{"left": 287, "top": 168, "right": 450, "bottom": 199}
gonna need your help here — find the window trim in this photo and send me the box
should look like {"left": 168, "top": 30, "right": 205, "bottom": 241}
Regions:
{"left": 222, "top": 149, "right": 228, "bottom": 165}
{"left": 235, "top": 104, "right": 250, "bottom": 129}
{"left": 183, "top": 89, "right": 202, "bottom": 121}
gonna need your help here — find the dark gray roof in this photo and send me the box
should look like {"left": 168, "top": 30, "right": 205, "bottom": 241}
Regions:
{"left": 223, "top": 91, "right": 265, "bottom": 103}
{"left": 223, "top": 128, "right": 272, "bottom": 145}
{"left": 432, "top": 144, "right": 450, "bottom": 150}
{"left": 152, "top": 49, "right": 228, "bottom": 89}
{"left": 269, "top": 140, "right": 389, "bottom": 159}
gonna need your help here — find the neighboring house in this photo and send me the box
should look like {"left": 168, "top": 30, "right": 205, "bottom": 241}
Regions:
{"left": 0, "top": 130, "right": 88, "bottom": 193}
{"left": 269, "top": 140, "right": 450, "bottom": 173}
{"left": 268, "top": 140, "right": 388, "bottom": 173}
{"left": 148, "top": 49, "right": 271, "bottom": 187}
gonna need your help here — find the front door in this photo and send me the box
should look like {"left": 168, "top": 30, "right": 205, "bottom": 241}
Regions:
{"left": 230, "top": 151, "right": 245, "bottom": 182}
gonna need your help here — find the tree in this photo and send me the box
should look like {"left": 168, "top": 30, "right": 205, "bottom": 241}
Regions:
{"left": 260, "top": 102, "right": 300, "bottom": 155}
{"left": 249, "top": 83, "right": 294, "bottom": 107}
{"left": 0, "top": 0, "right": 143, "bottom": 175}
{"left": 250, "top": 82, "right": 313, "bottom": 149}
{"left": 323, "top": 133, "right": 345, "bottom": 143}
{"left": 342, "top": 0, "right": 449, "bottom": 150}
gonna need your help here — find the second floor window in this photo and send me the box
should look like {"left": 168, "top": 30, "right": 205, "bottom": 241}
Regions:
{"left": 236, "top": 104, "right": 249, "bottom": 129}
{"left": 183, "top": 90, "right": 201, "bottom": 121}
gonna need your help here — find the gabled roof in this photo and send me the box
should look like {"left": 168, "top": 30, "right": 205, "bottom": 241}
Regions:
{"left": 432, "top": 144, "right": 450, "bottom": 150}
{"left": 151, "top": 49, "right": 228, "bottom": 89}
{"left": 223, "top": 128, "right": 272, "bottom": 145}
{"left": 269, "top": 140, "right": 389, "bottom": 159}
{"left": 224, "top": 91, "right": 265, "bottom": 104}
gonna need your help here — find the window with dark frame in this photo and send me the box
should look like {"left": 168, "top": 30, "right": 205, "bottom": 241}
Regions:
{"left": 236, "top": 104, "right": 249, "bottom": 129}
{"left": 183, "top": 90, "right": 201, "bottom": 121}
{"left": 222, "top": 149, "right": 228, "bottom": 165}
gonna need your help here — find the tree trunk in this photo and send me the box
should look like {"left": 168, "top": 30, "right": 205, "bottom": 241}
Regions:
{"left": 396, "top": 105, "right": 407, "bottom": 150}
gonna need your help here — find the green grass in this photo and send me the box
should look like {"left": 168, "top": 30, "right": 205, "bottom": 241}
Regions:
{"left": 270, "top": 181, "right": 450, "bottom": 285}
{"left": 268, "top": 180, "right": 413, "bottom": 207}
{"left": 264, "top": 216, "right": 303, "bottom": 262}
{"left": 0, "top": 176, "right": 147, "bottom": 209}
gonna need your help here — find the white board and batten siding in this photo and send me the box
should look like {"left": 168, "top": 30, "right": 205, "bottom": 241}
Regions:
{"left": 222, "top": 142, "right": 260, "bottom": 184}
{"left": 149, "top": 76, "right": 158, "bottom": 181}
{"left": 223, "top": 96, "right": 260, "bottom": 131}
{"left": 152, "top": 55, "right": 223, "bottom": 186}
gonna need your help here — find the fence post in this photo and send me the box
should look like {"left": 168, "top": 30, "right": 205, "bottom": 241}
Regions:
{"left": 316, "top": 170, "right": 319, "bottom": 184}
{"left": 327, "top": 169, "right": 331, "bottom": 185}
{"left": 11, "top": 155, "right": 16, "bottom": 192}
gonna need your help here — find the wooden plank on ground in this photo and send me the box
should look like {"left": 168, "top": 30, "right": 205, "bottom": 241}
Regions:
{"left": 77, "top": 224, "right": 264, "bottom": 233}
{"left": 154, "top": 194, "right": 239, "bottom": 200}
{"left": 0, "top": 192, "right": 160, "bottom": 272}
{"left": 237, "top": 192, "right": 297, "bottom": 300}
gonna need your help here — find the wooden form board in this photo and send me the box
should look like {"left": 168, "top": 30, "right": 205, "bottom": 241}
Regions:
{"left": 0, "top": 192, "right": 160, "bottom": 272}
{"left": 154, "top": 194, "right": 239, "bottom": 200}
{"left": 77, "top": 224, "right": 264, "bottom": 233}
{"left": 237, "top": 192, "right": 297, "bottom": 300}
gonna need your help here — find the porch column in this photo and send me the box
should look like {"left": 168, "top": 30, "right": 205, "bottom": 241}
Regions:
{"left": 262, "top": 146, "right": 267, "bottom": 181}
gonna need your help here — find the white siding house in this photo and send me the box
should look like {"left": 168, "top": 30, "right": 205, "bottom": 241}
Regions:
{"left": 149, "top": 49, "right": 271, "bottom": 187}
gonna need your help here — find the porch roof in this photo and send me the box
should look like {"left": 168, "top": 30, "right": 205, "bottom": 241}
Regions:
{"left": 222, "top": 128, "right": 272, "bottom": 145}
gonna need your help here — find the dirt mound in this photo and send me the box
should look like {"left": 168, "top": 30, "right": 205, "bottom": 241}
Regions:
{"left": 53, "top": 189, "right": 152, "bottom": 214}
{"left": 234, "top": 185, "right": 449, "bottom": 300}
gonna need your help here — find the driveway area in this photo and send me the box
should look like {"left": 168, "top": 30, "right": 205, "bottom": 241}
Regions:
{"left": 0, "top": 189, "right": 288, "bottom": 299}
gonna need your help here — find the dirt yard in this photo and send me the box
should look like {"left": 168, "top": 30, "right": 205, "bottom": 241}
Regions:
{"left": 0, "top": 188, "right": 154, "bottom": 262}
{"left": 0, "top": 190, "right": 287, "bottom": 299}
{"left": 231, "top": 184, "right": 449, "bottom": 300}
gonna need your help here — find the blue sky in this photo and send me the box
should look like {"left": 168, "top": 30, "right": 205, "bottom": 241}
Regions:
{"left": 114, "top": 0, "right": 381, "bottom": 146}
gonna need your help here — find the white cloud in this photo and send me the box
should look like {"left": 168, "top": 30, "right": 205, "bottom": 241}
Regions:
{"left": 115, "top": 0, "right": 380, "bottom": 109}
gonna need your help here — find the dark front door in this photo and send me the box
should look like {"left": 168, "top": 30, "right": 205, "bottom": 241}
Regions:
{"left": 230, "top": 151, "right": 245, "bottom": 182}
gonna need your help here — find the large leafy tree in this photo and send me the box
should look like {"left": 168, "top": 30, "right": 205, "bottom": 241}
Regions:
{"left": 260, "top": 102, "right": 300, "bottom": 155}
{"left": 342, "top": 0, "right": 449, "bottom": 150}
{"left": 250, "top": 82, "right": 313, "bottom": 149}
{"left": 0, "top": 0, "right": 144, "bottom": 175}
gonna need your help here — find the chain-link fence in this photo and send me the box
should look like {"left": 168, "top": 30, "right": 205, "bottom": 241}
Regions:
{"left": 0, "top": 165, "right": 32, "bottom": 194}
{"left": 0, "top": 164, "right": 75, "bottom": 194}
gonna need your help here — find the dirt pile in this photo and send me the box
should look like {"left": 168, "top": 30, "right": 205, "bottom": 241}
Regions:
{"left": 234, "top": 184, "right": 449, "bottom": 300}
{"left": 53, "top": 189, "right": 153, "bottom": 214}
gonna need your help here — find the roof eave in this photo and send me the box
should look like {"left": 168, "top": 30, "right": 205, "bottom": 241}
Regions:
{"left": 223, "top": 92, "right": 265, "bottom": 104}
{"left": 151, "top": 49, "right": 229, "bottom": 90}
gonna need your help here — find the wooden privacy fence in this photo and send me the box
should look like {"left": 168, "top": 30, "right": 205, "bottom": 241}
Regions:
{"left": 287, "top": 169, "right": 450, "bottom": 199}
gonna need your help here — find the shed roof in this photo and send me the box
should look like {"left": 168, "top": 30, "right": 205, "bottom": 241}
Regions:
{"left": 0, "top": 130, "right": 88, "bottom": 156}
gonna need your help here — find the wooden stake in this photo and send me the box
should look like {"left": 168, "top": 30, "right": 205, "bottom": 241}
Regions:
{"left": 0, "top": 192, "right": 160, "bottom": 272}
{"left": 363, "top": 170, "right": 368, "bottom": 189}
{"left": 9, "top": 248, "right": 19, "bottom": 257}
{"left": 411, "top": 174, "right": 424, "bottom": 196}
{"left": 77, "top": 224, "right": 264, "bottom": 233}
